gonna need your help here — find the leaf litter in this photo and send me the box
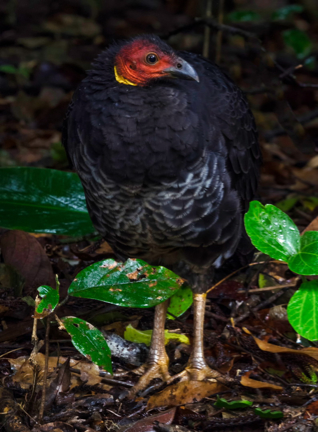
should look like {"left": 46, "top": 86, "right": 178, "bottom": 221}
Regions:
{"left": 1, "top": 0, "right": 318, "bottom": 430}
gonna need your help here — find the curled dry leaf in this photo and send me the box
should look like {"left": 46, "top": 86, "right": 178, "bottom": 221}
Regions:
{"left": 8, "top": 353, "right": 111, "bottom": 390}
{"left": 241, "top": 372, "right": 283, "bottom": 391}
{"left": 302, "top": 215, "right": 318, "bottom": 234}
{"left": 147, "top": 381, "right": 227, "bottom": 410}
{"left": 0, "top": 230, "right": 55, "bottom": 296}
{"left": 243, "top": 328, "right": 318, "bottom": 361}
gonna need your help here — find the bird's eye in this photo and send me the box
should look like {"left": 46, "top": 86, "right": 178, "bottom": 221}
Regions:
{"left": 146, "top": 53, "right": 159, "bottom": 65}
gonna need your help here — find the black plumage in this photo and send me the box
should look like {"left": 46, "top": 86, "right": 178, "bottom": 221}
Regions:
{"left": 63, "top": 35, "right": 260, "bottom": 283}
{"left": 63, "top": 35, "right": 261, "bottom": 391}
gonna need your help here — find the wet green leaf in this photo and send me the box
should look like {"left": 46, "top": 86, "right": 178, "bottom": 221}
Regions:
{"left": 227, "top": 10, "right": 261, "bottom": 22}
{"left": 68, "top": 259, "right": 184, "bottom": 308}
{"left": 288, "top": 231, "right": 318, "bottom": 275}
{"left": 244, "top": 201, "right": 300, "bottom": 262}
{"left": 254, "top": 408, "right": 283, "bottom": 419}
{"left": 287, "top": 280, "right": 318, "bottom": 341}
{"left": 0, "top": 167, "right": 95, "bottom": 236}
{"left": 62, "top": 316, "right": 112, "bottom": 373}
{"left": 167, "top": 285, "right": 193, "bottom": 319}
{"left": 124, "top": 324, "right": 190, "bottom": 346}
{"left": 283, "top": 29, "right": 312, "bottom": 59}
{"left": 36, "top": 285, "right": 59, "bottom": 315}
{"left": 214, "top": 396, "right": 253, "bottom": 409}
{"left": 272, "top": 4, "right": 303, "bottom": 20}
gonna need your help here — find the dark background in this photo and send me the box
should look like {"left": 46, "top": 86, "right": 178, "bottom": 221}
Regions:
{"left": 0, "top": 0, "right": 318, "bottom": 224}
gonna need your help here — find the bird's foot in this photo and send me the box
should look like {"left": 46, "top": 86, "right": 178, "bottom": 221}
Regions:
{"left": 168, "top": 364, "right": 221, "bottom": 384}
{"left": 127, "top": 357, "right": 171, "bottom": 398}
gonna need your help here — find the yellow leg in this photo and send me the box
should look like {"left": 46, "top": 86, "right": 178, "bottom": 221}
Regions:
{"left": 168, "top": 293, "right": 222, "bottom": 383}
{"left": 128, "top": 299, "right": 170, "bottom": 397}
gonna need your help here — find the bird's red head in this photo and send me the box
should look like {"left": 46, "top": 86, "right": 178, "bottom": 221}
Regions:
{"left": 114, "top": 37, "right": 199, "bottom": 86}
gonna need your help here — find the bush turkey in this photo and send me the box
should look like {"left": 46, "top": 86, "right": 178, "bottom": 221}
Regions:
{"left": 63, "top": 34, "right": 261, "bottom": 395}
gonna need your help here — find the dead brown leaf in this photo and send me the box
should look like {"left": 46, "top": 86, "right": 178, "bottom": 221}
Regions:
{"left": 243, "top": 328, "right": 318, "bottom": 361}
{"left": 147, "top": 381, "right": 227, "bottom": 410}
{"left": 121, "top": 408, "right": 176, "bottom": 432}
{"left": 0, "top": 230, "right": 55, "bottom": 296}
{"left": 302, "top": 215, "right": 318, "bottom": 233}
{"left": 9, "top": 353, "right": 110, "bottom": 390}
{"left": 241, "top": 372, "right": 283, "bottom": 391}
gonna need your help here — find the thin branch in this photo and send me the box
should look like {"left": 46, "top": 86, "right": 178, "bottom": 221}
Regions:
{"left": 203, "top": 0, "right": 213, "bottom": 58}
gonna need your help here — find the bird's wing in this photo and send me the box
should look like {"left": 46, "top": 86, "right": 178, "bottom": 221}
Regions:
{"left": 181, "top": 52, "right": 261, "bottom": 210}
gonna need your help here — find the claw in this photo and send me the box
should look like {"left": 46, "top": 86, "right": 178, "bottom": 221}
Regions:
{"left": 128, "top": 358, "right": 170, "bottom": 398}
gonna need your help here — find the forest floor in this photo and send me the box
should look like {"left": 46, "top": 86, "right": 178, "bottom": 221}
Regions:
{"left": 0, "top": 0, "right": 318, "bottom": 431}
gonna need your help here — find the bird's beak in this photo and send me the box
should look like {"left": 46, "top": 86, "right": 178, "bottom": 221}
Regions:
{"left": 163, "top": 59, "right": 200, "bottom": 83}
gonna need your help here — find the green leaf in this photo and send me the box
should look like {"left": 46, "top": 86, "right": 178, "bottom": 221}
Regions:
{"left": 36, "top": 285, "right": 59, "bottom": 315}
{"left": 272, "top": 4, "right": 303, "bottom": 20}
{"left": 167, "top": 285, "right": 193, "bottom": 319}
{"left": 254, "top": 408, "right": 283, "bottom": 419}
{"left": 276, "top": 197, "right": 299, "bottom": 212}
{"left": 288, "top": 231, "right": 318, "bottom": 275}
{"left": 227, "top": 10, "right": 261, "bottom": 22}
{"left": 283, "top": 29, "right": 312, "bottom": 59}
{"left": 62, "top": 316, "right": 112, "bottom": 373}
{"left": 214, "top": 396, "right": 253, "bottom": 409}
{"left": 68, "top": 259, "right": 184, "bottom": 308}
{"left": 124, "top": 324, "right": 190, "bottom": 347}
{"left": 287, "top": 280, "right": 318, "bottom": 340}
{"left": 0, "top": 167, "right": 95, "bottom": 236}
{"left": 244, "top": 201, "right": 300, "bottom": 261}
{"left": 0, "top": 65, "right": 18, "bottom": 74}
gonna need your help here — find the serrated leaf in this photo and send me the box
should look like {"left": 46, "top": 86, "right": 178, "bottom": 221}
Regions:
{"left": 36, "top": 285, "right": 59, "bottom": 317}
{"left": 254, "top": 408, "right": 283, "bottom": 419}
{"left": 124, "top": 324, "right": 190, "bottom": 346}
{"left": 0, "top": 167, "right": 95, "bottom": 236}
{"left": 68, "top": 259, "right": 184, "bottom": 308}
{"left": 272, "top": 4, "right": 303, "bottom": 20}
{"left": 167, "top": 285, "right": 193, "bottom": 319}
{"left": 288, "top": 231, "right": 318, "bottom": 275}
{"left": 283, "top": 29, "right": 312, "bottom": 59}
{"left": 244, "top": 201, "right": 300, "bottom": 261}
{"left": 214, "top": 396, "right": 253, "bottom": 409}
{"left": 62, "top": 317, "right": 112, "bottom": 373}
{"left": 287, "top": 280, "right": 318, "bottom": 341}
{"left": 227, "top": 10, "right": 261, "bottom": 22}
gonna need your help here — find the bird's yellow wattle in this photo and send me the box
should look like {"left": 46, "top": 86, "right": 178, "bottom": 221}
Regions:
{"left": 114, "top": 66, "right": 137, "bottom": 86}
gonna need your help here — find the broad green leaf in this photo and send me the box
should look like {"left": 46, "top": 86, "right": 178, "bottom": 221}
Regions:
{"left": 167, "top": 285, "right": 193, "bottom": 319}
{"left": 68, "top": 259, "right": 184, "bottom": 308}
{"left": 276, "top": 197, "right": 298, "bottom": 212}
{"left": 254, "top": 408, "right": 283, "bottom": 419}
{"left": 36, "top": 285, "right": 59, "bottom": 315}
{"left": 0, "top": 167, "right": 95, "bottom": 236}
{"left": 272, "top": 4, "right": 303, "bottom": 20}
{"left": 244, "top": 201, "right": 300, "bottom": 261}
{"left": 124, "top": 324, "right": 190, "bottom": 346}
{"left": 0, "top": 65, "right": 18, "bottom": 74}
{"left": 227, "top": 10, "right": 261, "bottom": 22}
{"left": 288, "top": 231, "right": 318, "bottom": 275}
{"left": 283, "top": 29, "right": 312, "bottom": 59}
{"left": 62, "top": 316, "right": 112, "bottom": 373}
{"left": 287, "top": 280, "right": 318, "bottom": 340}
{"left": 214, "top": 396, "right": 253, "bottom": 409}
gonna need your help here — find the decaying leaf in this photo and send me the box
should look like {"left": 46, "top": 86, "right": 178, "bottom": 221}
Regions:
{"left": 147, "top": 381, "right": 227, "bottom": 410}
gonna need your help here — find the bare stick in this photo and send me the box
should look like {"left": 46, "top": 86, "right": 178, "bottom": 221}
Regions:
{"left": 203, "top": 0, "right": 213, "bottom": 58}
{"left": 38, "top": 318, "right": 50, "bottom": 422}
{"left": 216, "top": 0, "right": 224, "bottom": 63}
